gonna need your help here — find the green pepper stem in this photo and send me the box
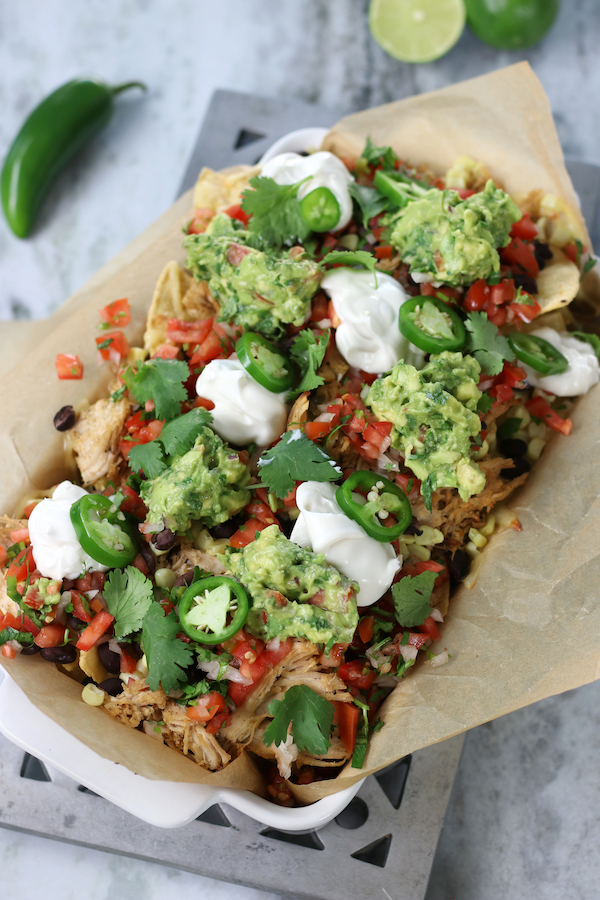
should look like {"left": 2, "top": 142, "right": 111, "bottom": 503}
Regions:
{"left": 110, "top": 81, "right": 148, "bottom": 96}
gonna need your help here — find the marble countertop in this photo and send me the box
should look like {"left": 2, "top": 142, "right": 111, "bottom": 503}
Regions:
{"left": 1, "top": 2, "right": 599, "bottom": 898}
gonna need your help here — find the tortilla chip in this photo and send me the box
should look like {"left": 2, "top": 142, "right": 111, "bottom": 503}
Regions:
{"left": 445, "top": 155, "right": 498, "bottom": 192}
{"left": 143, "top": 261, "right": 194, "bottom": 354}
{"left": 79, "top": 646, "right": 110, "bottom": 685}
{"left": 535, "top": 249, "right": 580, "bottom": 313}
{"left": 193, "top": 164, "right": 261, "bottom": 215}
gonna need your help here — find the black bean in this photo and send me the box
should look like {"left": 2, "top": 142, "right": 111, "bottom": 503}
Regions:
{"left": 447, "top": 549, "right": 471, "bottom": 581}
{"left": 20, "top": 644, "right": 40, "bottom": 656}
{"left": 98, "top": 677, "right": 123, "bottom": 697}
{"left": 151, "top": 528, "right": 176, "bottom": 551}
{"left": 278, "top": 516, "right": 296, "bottom": 539}
{"left": 139, "top": 541, "right": 156, "bottom": 575}
{"left": 210, "top": 514, "right": 243, "bottom": 539}
{"left": 62, "top": 578, "right": 77, "bottom": 592}
{"left": 53, "top": 405, "right": 76, "bottom": 431}
{"left": 97, "top": 642, "right": 121, "bottom": 674}
{"left": 500, "top": 457, "right": 531, "bottom": 480}
{"left": 40, "top": 645, "right": 77, "bottom": 664}
{"left": 174, "top": 569, "right": 196, "bottom": 587}
{"left": 404, "top": 517, "right": 423, "bottom": 537}
{"left": 534, "top": 239, "right": 553, "bottom": 271}
{"left": 499, "top": 438, "right": 528, "bottom": 458}
{"left": 512, "top": 273, "right": 538, "bottom": 294}
{"left": 66, "top": 614, "right": 87, "bottom": 633}
{"left": 129, "top": 641, "right": 143, "bottom": 660}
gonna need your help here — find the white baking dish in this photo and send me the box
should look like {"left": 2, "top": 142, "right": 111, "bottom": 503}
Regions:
{"left": 0, "top": 125, "right": 364, "bottom": 830}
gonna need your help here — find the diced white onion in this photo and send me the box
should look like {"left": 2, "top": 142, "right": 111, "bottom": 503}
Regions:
{"left": 6, "top": 640, "right": 23, "bottom": 654}
{"left": 266, "top": 637, "right": 281, "bottom": 652}
{"left": 197, "top": 659, "right": 253, "bottom": 685}
{"left": 86, "top": 589, "right": 99, "bottom": 600}
{"left": 430, "top": 650, "right": 449, "bottom": 668}
{"left": 430, "top": 608, "right": 444, "bottom": 623}
{"left": 108, "top": 638, "right": 123, "bottom": 657}
{"left": 143, "top": 721, "right": 165, "bottom": 741}
{"left": 399, "top": 644, "right": 419, "bottom": 663}
{"left": 314, "top": 412, "right": 336, "bottom": 423}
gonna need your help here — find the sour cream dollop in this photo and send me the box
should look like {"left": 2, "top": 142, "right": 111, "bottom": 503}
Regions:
{"left": 522, "top": 327, "right": 600, "bottom": 396}
{"left": 321, "top": 268, "right": 425, "bottom": 373}
{"left": 290, "top": 481, "right": 400, "bottom": 607}
{"left": 28, "top": 481, "right": 109, "bottom": 581}
{"left": 260, "top": 151, "right": 354, "bottom": 232}
{"left": 196, "top": 356, "right": 288, "bottom": 447}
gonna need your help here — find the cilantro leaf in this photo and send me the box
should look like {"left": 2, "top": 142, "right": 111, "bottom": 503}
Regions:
{"left": 465, "top": 311, "right": 514, "bottom": 376}
{"left": 288, "top": 329, "right": 329, "bottom": 400}
{"left": 257, "top": 430, "right": 342, "bottom": 500}
{"left": 392, "top": 571, "right": 437, "bottom": 628}
{"left": 127, "top": 442, "right": 167, "bottom": 480}
{"left": 178, "top": 679, "right": 211, "bottom": 701}
{"left": 348, "top": 182, "right": 392, "bottom": 226}
{"left": 360, "top": 137, "right": 398, "bottom": 170}
{"left": 142, "top": 602, "right": 194, "bottom": 693}
{"left": 122, "top": 358, "right": 189, "bottom": 421}
{"left": 159, "top": 407, "right": 213, "bottom": 457}
{"left": 104, "top": 566, "right": 154, "bottom": 640}
{"left": 421, "top": 472, "right": 437, "bottom": 513}
{"left": 0, "top": 627, "right": 34, "bottom": 647}
{"left": 263, "top": 684, "right": 334, "bottom": 755}
{"left": 241, "top": 176, "right": 311, "bottom": 247}
{"left": 497, "top": 417, "right": 522, "bottom": 440}
{"left": 321, "top": 249, "right": 378, "bottom": 280}
{"left": 477, "top": 392, "right": 493, "bottom": 415}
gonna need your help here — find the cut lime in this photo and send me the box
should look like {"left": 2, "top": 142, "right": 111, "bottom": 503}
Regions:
{"left": 369, "top": 0, "right": 466, "bottom": 63}
{"left": 465, "top": 0, "right": 559, "bottom": 50}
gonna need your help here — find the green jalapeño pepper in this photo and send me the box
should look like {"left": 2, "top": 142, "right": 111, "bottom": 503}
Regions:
{"left": 1, "top": 77, "right": 146, "bottom": 239}
{"left": 398, "top": 296, "right": 466, "bottom": 353}
{"left": 179, "top": 575, "right": 249, "bottom": 644}
{"left": 236, "top": 332, "right": 295, "bottom": 392}
{"left": 70, "top": 494, "right": 139, "bottom": 568}
{"left": 507, "top": 332, "right": 569, "bottom": 375}
{"left": 300, "top": 187, "right": 340, "bottom": 232}
{"left": 336, "top": 472, "right": 412, "bottom": 542}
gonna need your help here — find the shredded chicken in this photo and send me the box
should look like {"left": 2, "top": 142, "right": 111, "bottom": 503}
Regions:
{"left": 249, "top": 723, "right": 350, "bottom": 768}
{"left": 271, "top": 732, "right": 299, "bottom": 780}
{"left": 162, "top": 700, "right": 231, "bottom": 770}
{"left": 287, "top": 392, "right": 309, "bottom": 430}
{"left": 168, "top": 541, "right": 226, "bottom": 576}
{"left": 181, "top": 279, "right": 219, "bottom": 319}
{"left": 103, "top": 678, "right": 167, "bottom": 728}
{"left": 71, "top": 397, "right": 131, "bottom": 487}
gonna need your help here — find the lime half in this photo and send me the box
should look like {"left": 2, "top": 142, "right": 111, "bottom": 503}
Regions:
{"left": 465, "top": 0, "right": 559, "bottom": 50}
{"left": 369, "top": 0, "right": 466, "bottom": 63}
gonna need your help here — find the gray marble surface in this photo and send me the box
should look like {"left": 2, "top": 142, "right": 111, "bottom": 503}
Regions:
{"left": 1, "top": 2, "right": 600, "bottom": 898}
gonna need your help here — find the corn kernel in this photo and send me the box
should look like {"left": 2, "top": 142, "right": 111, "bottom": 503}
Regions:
{"left": 527, "top": 437, "right": 546, "bottom": 462}
{"left": 512, "top": 405, "right": 531, "bottom": 428}
{"left": 411, "top": 544, "right": 431, "bottom": 561}
{"left": 465, "top": 541, "right": 481, "bottom": 560}
{"left": 82, "top": 684, "right": 105, "bottom": 707}
{"left": 528, "top": 421, "right": 547, "bottom": 440}
{"left": 479, "top": 515, "right": 496, "bottom": 537}
{"left": 468, "top": 527, "right": 487, "bottom": 548}
{"left": 155, "top": 568, "right": 176, "bottom": 589}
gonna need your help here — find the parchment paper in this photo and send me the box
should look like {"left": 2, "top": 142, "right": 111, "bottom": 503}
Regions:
{"left": 1, "top": 63, "right": 599, "bottom": 799}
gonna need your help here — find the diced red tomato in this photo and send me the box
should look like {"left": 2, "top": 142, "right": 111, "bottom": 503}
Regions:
{"left": 322, "top": 234, "right": 337, "bottom": 251}
{"left": 224, "top": 204, "right": 250, "bottom": 226}
{"left": 0, "top": 546, "right": 7, "bottom": 568}
{"left": 510, "top": 214, "right": 538, "bottom": 242}
{"left": 1, "top": 644, "right": 16, "bottom": 659}
{"left": 400, "top": 558, "right": 447, "bottom": 589}
{"left": 138, "top": 419, "right": 163, "bottom": 443}
{"left": 75, "top": 611, "right": 115, "bottom": 652}
{"left": 490, "top": 382, "right": 514, "bottom": 404}
{"left": 119, "top": 486, "right": 147, "bottom": 519}
{"left": 206, "top": 709, "right": 232, "bottom": 735}
{"left": 195, "top": 395, "right": 216, "bottom": 411}
{"left": 564, "top": 242, "right": 579, "bottom": 264}
{"left": 23, "top": 501, "right": 40, "bottom": 519}
{"left": 55, "top": 353, "right": 84, "bottom": 379}
{"left": 338, "top": 660, "right": 377, "bottom": 691}
{"left": 509, "top": 296, "right": 541, "bottom": 324}
{"left": 305, "top": 420, "right": 332, "bottom": 442}
{"left": 166, "top": 318, "right": 214, "bottom": 345}
{"left": 500, "top": 237, "right": 539, "bottom": 277}
{"left": 99, "top": 298, "right": 130, "bottom": 327}
{"left": 357, "top": 616, "right": 374, "bottom": 644}
{"left": 525, "top": 396, "right": 573, "bottom": 436}
{"left": 374, "top": 245, "right": 393, "bottom": 259}
{"left": 283, "top": 485, "right": 299, "bottom": 509}
{"left": 420, "top": 284, "right": 461, "bottom": 304}
{"left": 245, "top": 500, "right": 278, "bottom": 527}
{"left": 309, "top": 292, "right": 329, "bottom": 323}
{"left": 503, "top": 362, "right": 527, "bottom": 388}
{"left": 187, "top": 207, "right": 215, "bottom": 234}
{"left": 395, "top": 472, "right": 421, "bottom": 499}
{"left": 227, "top": 639, "right": 292, "bottom": 706}
{"left": 327, "top": 298, "right": 342, "bottom": 329}
{"left": 120, "top": 647, "right": 138, "bottom": 674}
{"left": 405, "top": 632, "right": 429, "bottom": 649}
{"left": 463, "top": 279, "right": 489, "bottom": 312}
{"left": 96, "top": 331, "right": 130, "bottom": 362}
{"left": 7, "top": 545, "right": 35, "bottom": 582}
{"left": 456, "top": 188, "right": 476, "bottom": 199}
{"left": 187, "top": 691, "right": 226, "bottom": 722}
{"left": 34, "top": 623, "right": 67, "bottom": 648}
{"left": 153, "top": 343, "right": 180, "bottom": 360}
{"left": 70, "top": 590, "right": 92, "bottom": 624}
{"left": 188, "top": 323, "right": 234, "bottom": 367}
{"left": 419, "top": 616, "right": 441, "bottom": 642}
{"left": 226, "top": 243, "right": 251, "bottom": 266}
{"left": 229, "top": 518, "right": 268, "bottom": 549}
{"left": 338, "top": 702, "right": 359, "bottom": 755}
{"left": 132, "top": 553, "right": 151, "bottom": 577}
{"left": 10, "top": 528, "right": 30, "bottom": 544}
{"left": 0, "top": 612, "right": 38, "bottom": 637}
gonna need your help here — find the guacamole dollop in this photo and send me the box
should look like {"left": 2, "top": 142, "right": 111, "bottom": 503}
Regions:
{"left": 184, "top": 214, "right": 321, "bottom": 338}
{"left": 221, "top": 525, "right": 358, "bottom": 646}
{"left": 141, "top": 426, "right": 250, "bottom": 533}
{"left": 366, "top": 352, "right": 485, "bottom": 501}
{"left": 389, "top": 180, "right": 521, "bottom": 286}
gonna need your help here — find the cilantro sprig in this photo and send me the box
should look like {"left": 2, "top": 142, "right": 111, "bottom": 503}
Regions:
{"left": 320, "top": 249, "right": 378, "bottom": 282}
{"left": 104, "top": 565, "right": 154, "bottom": 640}
{"left": 392, "top": 570, "right": 437, "bottom": 628}
{"left": 465, "top": 311, "right": 514, "bottom": 376}
{"left": 122, "top": 358, "right": 189, "bottom": 421}
{"left": 127, "top": 407, "right": 214, "bottom": 479}
{"left": 142, "top": 602, "right": 194, "bottom": 693}
{"left": 257, "top": 430, "right": 342, "bottom": 500}
{"left": 359, "top": 137, "right": 399, "bottom": 170}
{"left": 263, "top": 684, "right": 334, "bottom": 756}
{"left": 241, "top": 176, "right": 311, "bottom": 247}
{"left": 288, "top": 329, "right": 329, "bottom": 400}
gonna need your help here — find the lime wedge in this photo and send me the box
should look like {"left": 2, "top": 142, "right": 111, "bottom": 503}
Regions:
{"left": 465, "top": 0, "right": 559, "bottom": 51}
{"left": 369, "top": 0, "right": 466, "bottom": 63}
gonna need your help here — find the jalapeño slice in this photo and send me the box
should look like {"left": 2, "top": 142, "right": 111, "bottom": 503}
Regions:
{"left": 299, "top": 187, "right": 340, "bottom": 232}
{"left": 507, "top": 332, "right": 569, "bottom": 375}
{"left": 70, "top": 494, "right": 138, "bottom": 567}
{"left": 398, "top": 296, "right": 466, "bottom": 353}
{"left": 336, "top": 471, "right": 412, "bottom": 542}
{"left": 179, "top": 575, "right": 249, "bottom": 644}
{"left": 236, "top": 332, "right": 294, "bottom": 393}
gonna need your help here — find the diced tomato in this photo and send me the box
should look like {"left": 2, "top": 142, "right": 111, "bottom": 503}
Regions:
{"left": 0, "top": 546, "right": 7, "bottom": 568}
{"left": 90, "top": 597, "right": 104, "bottom": 614}
{"left": 320, "top": 642, "right": 345, "bottom": 667}
{"left": 10, "top": 528, "right": 30, "bottom": 544}
{"left": 322, "top": 234, "right": 337, "bottom": 251}
{"left": 55, "top": 353, "right": 84, "bottom": 379}
{"left": 327, "top": 298, "right": 341, "bottom": 329}
{"left": 132, "top": 553, "right": 151, "bottom": 577}
{"left": 99, "top": 298, "right": 130, "bottom": 327}
{"left": 395, "top": 472, "right": 421, "bottom": 499}
{"left": 188, "top": 323, "right": 234, "bottom": 367}
{"left": 206, "top": 709, "right": 232, "bottom": 735}
{"left": 34, "top": 623, "right": 67, "bottom": 648}
{"left": 419, "top": 616, "right": 441, "bottom": 642}
{"left": 525, "top": 396, "right": 573, "bottom": 436}
{"left": 463, "top": 279, "right": 489, "bottom": 312}
{"left": 224, "top": 204, "right": 250, "bottom": 226}
{"left": 91, "top": 572, "right": 105, "bottom": 592}
{"left": 69, "top": 590, "right": 92, "bottom": 624}
{"left": 305, "top": 420, "right": 332, "bottom": 442}
{"left": 374, "top": 245, "right": 393, "bottom": 259}
{"left": 7, "top": 545, "right": 35, "bottom": 582}
{"left": 338, "top": 703, "right": 359, "bottom": 755}
{"left": 309, "top": 292, "right": 329, "bottom": 323}
{"left": 229, "top": 518, "right": 268, "bottom": 549}
{"left": 338, "top": 660, "right": 377, "bottom": 691}
{"left": 166, "top": 317, "right": 214, "bottom": 345}
{"left": 96, "top": 331, "right": 130, "bottom": 362}
{"left": 195, "top": 396, "right": 216, "bottom": 411}
{"left": 22, "top": 501, "right": 40, "bottom": 519}
{"left": 0, "top": 612, "right": 38, "bottom": 637}
{"left": 419, "top": 283, "right": 461, "bottom": 304}
{"left": 358, "top": 616, "right": 374, "bottom": 644}
{"left": 510, "top": 214, "right": 538, "bottom": 242}
{"left": 226, "top": 243, "right": 252, "bottom": 266}
{"left": 509, "top": 296, "right": 541, "bottom": 324}
{"left": 75, "top": 573, "right": 93, "bottom": 593}
{"left": 1, "top": 644, "right": 16, "bottom": 659}
{"left": 187, "top": 207, "right": 215, "bottom": 234}
{"left": 400, "top": 558, "right": 447, "bottom": 589}
{"left": 76, "top": 611, "right": 115, "bottom": 652}
{"left": 138, "top": 419, "right": 163, "bottom": 443}
{"left": 283, "top": 485, "right": 299, "bottom": 508}
{"left": 153, "top": 343, "right": 179, "bottom": 360}
{"left": 187, "top": 691, "right": 226, "bottom": 723}
{"left": 119, "top": 486, "right": 147, "bottom": 519}
{"left": 120, "top": 647, "right": 138, "bottom": 674}
{"left": 500, "top": 237, "right": 539, "bottom": 277}
{"left": 502, "top": 362, "right": 527, "bottom": 388}
{"left": 490, "top": 382, "right": 513, "bottom": 404}
{"left": 564, "top": 242, "right": 580, "bottom": 264}
{"left": 405, "top": 632, "right": 429, "bottom": 649}
{"left": 456, "top": 188, "right": 476, "bottom": 199}
{"left": 228, "top": 638, "right": 293, "bottom": 707}
{"left": 245, "top": 500, "right": 278, "bottom": 527}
